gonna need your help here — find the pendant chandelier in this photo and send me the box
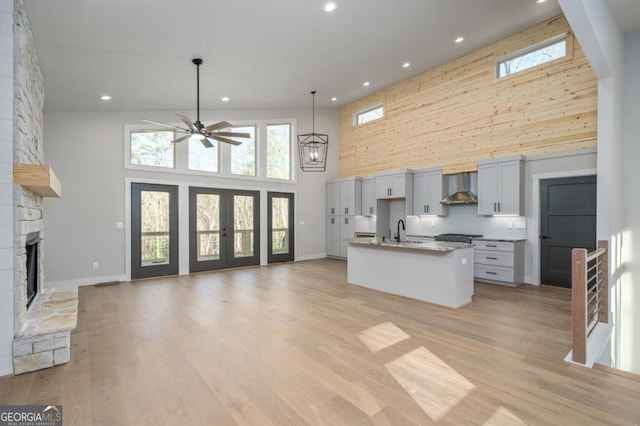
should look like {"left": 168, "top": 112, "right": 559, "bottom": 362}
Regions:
{"left": 297, "top": 91, "right": 328, "bottom": 172}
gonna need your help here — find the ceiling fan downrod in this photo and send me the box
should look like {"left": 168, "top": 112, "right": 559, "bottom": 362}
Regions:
{"left": 193, "top": 58, "right": 203, "bottom": 129}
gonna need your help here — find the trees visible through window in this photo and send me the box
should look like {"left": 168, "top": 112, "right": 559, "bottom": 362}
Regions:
{"left": 267, "top": 124, "right": 291, "bottom": 180}
{"left": 496, "top": 35, "right": 567, "bottom": 78}
{"left": 231, "top": 126, "right": 256, "bottom": 176}
{"left": 131, "top": 131, "right": 174, "bottom": 168}
{"left": 355, "top": 105, "right": 384, "bottom": 125}
{"left": 189, "top": 138, "right": 218, "bottom": 172}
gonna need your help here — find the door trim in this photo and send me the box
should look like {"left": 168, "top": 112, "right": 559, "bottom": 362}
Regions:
{"left": 530, "top": 168, "right": 597, "bottom": 285}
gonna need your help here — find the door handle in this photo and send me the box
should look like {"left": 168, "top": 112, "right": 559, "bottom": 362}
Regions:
{"left": 539, "top": 235, "right": 550, "bottom": 240}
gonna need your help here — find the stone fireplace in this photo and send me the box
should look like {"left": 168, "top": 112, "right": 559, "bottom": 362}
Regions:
{"left": 10, "top": 0, "right": 77, "bottom": 375}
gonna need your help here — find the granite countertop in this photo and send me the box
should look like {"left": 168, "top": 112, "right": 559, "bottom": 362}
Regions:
{"left": 473, "top": 237, "right": 526, "bottom": 242}
{"left": 349, "top": 237, "right": 473, "bottom": 252}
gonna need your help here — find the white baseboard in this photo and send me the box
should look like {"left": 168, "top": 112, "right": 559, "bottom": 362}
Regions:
{"left": 45, "top": 275, "right": 127, "bottom": 288}
{"left": 524, "top": 275, "right": 539, "bottom": 286}
{"left": 295, "top": 253, "right": 328, "bottom": 262}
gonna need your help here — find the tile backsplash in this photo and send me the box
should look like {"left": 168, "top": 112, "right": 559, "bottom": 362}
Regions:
{"left": 355, "top": 203, "right": 527, "bottom": 239}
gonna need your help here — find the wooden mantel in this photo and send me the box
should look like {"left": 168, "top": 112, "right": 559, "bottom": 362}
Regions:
{"left": 13, "top": 164, "right": 62, "bottom": 197}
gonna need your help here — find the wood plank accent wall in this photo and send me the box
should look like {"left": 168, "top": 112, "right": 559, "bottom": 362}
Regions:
{"left": 338, "top": 15, "right": 597, "bottom": 177}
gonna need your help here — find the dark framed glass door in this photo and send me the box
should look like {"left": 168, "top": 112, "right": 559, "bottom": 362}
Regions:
{"left": 268, "top": 192, "right": 294, "bottom": 263}
{"left": 189, "top": 187, "right": 260, "bottom": 272}
{"left": 131, "top": 183, "right": 179, "bottom": 279}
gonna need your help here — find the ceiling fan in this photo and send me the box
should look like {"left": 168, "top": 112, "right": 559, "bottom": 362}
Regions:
{"left": 142, "top": 58, "right": 249, "bottom": 147}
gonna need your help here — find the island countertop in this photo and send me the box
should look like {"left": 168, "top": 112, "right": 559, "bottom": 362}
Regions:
{"left": 349, "top": 237, "right": 473, "bottom": 252}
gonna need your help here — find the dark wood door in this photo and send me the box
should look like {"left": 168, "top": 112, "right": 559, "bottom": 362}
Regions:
{"left": 189, "top": 187, "right": 260, "bottom": 272}
{"left": 131, "top": 183, "right": 179, "bottom": 279}
{"left": 540, "top": 175, "right": 596, "bottom": 288}
{"left": 267, "top": 192, "right": 294, "bottom": 263}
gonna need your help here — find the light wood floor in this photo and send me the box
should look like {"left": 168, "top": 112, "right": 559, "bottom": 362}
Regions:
{"left": 1, "top": 259, "right": 639, "bottom": 425}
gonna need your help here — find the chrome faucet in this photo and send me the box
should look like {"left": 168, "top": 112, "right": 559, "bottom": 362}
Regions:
{"left": 396, "top": 219, "right": 405, "bottom": 242}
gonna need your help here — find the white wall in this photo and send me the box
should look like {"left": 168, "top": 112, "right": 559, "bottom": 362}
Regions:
{"left": 42, "top": 107, "right": 338, "bottom": 286}
{"left": 559, "top": 0, "right": 635, "bottom": 373}
{"left": 621, "top": 30, "right": 640, "bottom": 374}
{"left": 0, "top": 0, "right": 13, "bottom": 376}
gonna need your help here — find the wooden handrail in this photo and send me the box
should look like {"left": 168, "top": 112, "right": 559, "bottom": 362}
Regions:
{"left": 571, "top": 240, "right": 608, "bottom": 365}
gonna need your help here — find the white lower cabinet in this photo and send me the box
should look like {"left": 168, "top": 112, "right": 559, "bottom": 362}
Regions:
{"left": 473, "top": 240, "right": 524, "bottom": 287}
{"left": 327, "top": 215, "right": 355, "bottom": 259}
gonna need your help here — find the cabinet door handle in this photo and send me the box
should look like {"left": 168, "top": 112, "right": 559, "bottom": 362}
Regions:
{"left": 423, "top": 205, "right": 427, "bottom": 213}
{"left": 369, "top": 207, "right": 373, "bottom": 214}
{"left": 344, "top": 218, "right": 348, "bottom": 225}
{"left": 345, "top": 207, "right": 348, "bottom": 214}
{"left": 486, "top": 244, "right": 497, "bottom": 247}
{"left": 486, "top": 256, "right": 498, "bottom": 260}
{"left": 427, "top": 205, "right": 430, "bottom": 213}
{"left": 486, "top": 271, "right": 498, "bottom": 275}
{"left": 331, "top": 207, "right": 334, "bottom": 215}
{"left": 493, "top": 202, "right": 497, "bottom": 212}
{"left": 331, "top": 218, "right": 334, "bottom": 224}
{"left": 498, "top": 202, "right": 501, "bottom": 212}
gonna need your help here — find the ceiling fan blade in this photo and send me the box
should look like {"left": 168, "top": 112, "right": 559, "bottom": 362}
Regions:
{"left": 212, "top": 131, "right": 251, "bottom": 138}
{"left": 171, "top": 134, "right": 191, "bottom": 144}
{"left": 210, "top": 135, "right": 243, "bottom": 146}
{"left": 201, "top": 138, "right": 214, "bottom": 148}
{"left": 141, "top": 119, "right": 189, "bottom": 132}
{"left": 175, "top": 114, "right": 198, "bottom": 131}
{"left": 203, "top": 121, "right": 232, "bottom": 132}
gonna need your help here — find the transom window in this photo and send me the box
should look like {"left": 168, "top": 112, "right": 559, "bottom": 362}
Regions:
{"left": 130, "top": 131, "right": 175, "bottom": 168}
{"left": 125, "top": 119, "right": 295, "bottom": 181}
{"left": 355, "top": 104, "right": 384, "bottom": 125}
{"left": 496, "top": 34, "right": 567, "bottom": 78}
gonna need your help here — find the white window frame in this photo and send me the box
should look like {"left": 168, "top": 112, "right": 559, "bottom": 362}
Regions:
{"left": 354, "top": 104, "right": 384, "bottom": 126}
{"left": 124, "top": 119, "right": 297, "bottom": 183}
{"left": 494, "top": 33, "right": 568, "bottom": 79}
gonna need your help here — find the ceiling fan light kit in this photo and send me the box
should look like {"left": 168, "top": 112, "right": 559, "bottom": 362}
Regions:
{"left": 298, "top": 91, "right": 329, "bottom": 172}
{"left": 142, "top": 58, "right": 249, "bottom": 148}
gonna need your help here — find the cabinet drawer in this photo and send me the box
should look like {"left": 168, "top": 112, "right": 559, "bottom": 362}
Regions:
{"left": 473, "top": 240, "right": 513, "bottom": 252}
{"left": 475, "top": 250, "right": 514, "bottom": 267}
{"left": 474, "top": 265, "right": 514, "bottom": 283}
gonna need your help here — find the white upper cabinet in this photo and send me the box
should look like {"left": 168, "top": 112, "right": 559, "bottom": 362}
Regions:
{"left": 361, "top": 178, "right": 376, "bottom": 216}
{"left": 376, "top": 172, "right": 412, "bottom": 199}
{"left": 326, "top": 177, "right": 362, "bottom": 216}
{"left": 413, "top": 168, "right": 448, "bottom": 216}
{"left": 477, "top": 156, "right": 524, "bottom": 216}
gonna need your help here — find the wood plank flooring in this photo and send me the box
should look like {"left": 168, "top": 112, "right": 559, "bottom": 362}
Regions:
{"left": 1, "top": 258, "right": 639, "bottom": 425}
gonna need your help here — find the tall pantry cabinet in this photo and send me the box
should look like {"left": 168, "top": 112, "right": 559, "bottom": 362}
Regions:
{"left": 326, "top": 177, "right": 361, "bottom": 258}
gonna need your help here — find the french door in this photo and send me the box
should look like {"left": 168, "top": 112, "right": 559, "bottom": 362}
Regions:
{"left": 189, "top": 187, "right": 260, "bottom": 272}
{"left": 131, "top": 183, "right": 179, "bottom": 279}
{"left": 268, "top": 192, "right": 294, "bottom": 263}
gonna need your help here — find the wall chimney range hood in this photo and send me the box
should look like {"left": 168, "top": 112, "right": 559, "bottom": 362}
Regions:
{"left": 440, "top": 172, "right": 477, "bottom": 205}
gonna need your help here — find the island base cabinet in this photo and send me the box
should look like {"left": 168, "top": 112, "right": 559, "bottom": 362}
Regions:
{"left": 347, "top": 243, "right": 474, "bottom": 308}
{"left": 473, "top": 240, "right": 524, "bottom": 286}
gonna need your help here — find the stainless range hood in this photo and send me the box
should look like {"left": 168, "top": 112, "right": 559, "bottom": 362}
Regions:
{"left": 440, "top": 172, "right": 478, "bottom": 205}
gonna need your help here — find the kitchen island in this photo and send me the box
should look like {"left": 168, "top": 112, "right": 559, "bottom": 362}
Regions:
{"left": 347, "top": 238, "right": 474, "bottom": 308}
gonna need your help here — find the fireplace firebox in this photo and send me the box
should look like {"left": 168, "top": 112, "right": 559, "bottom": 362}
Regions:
{"left": 26, "top": 232, "right": 41, "bottom": 308}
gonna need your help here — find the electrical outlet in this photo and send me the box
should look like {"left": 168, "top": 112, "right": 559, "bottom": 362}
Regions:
{"left": 92, "top": 262, "right": 99, "bottom": 270}
{"left": 115, "top": 221, "right": 124, "bottom": 229}
{"left": 431, "top": 221, "right": 435, "bottom": 227}
{"left": 515, "top": 222, "right": 526, "bottom": 229}
{"left": 507, "top": 222, "right": 513, "bottom": 229}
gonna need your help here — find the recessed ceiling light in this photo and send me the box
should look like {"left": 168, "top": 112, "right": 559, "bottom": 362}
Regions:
{"left": 536, "top": 0, "right": 547, "bottom": 3}
{"left": 100, "top": 95, "right": 112, "bottom": 101}
{"left": 363, "top": 81, "right": 370, "bottom": 87}
{"left": 403, "top": 62, "right": 411, "bottom": 68}
{"left": 331, "top": 97, "right": 337, "bottom": 102}
{"left": 323, "top": 2, "right": 337, "bottom": 12}
{"left": 221, "top": 96, "right": 230, "bottom": 102}
{"left": 455, "top": 36, "right": 464, "bottom": 43}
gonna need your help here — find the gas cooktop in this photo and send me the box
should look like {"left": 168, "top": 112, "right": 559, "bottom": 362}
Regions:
{"left": 434, "top": 233, "right": 483, "bottom": 243}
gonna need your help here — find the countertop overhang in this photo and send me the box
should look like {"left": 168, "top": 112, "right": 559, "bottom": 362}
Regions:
{"left": 349, "top": 238, "right": 473, "bottom": 252}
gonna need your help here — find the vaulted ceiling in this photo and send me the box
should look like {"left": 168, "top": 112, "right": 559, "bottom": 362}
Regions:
{"left": 22, "top": 0, "right": 638, "bottom": 113}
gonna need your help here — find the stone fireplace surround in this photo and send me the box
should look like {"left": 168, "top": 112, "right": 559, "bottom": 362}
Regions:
{"left": 11, "top": 0, "right": 77, "bottom": 375}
